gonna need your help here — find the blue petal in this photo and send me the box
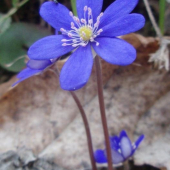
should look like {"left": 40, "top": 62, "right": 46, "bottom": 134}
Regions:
{"left": 12, "top": 68, "right": 41, "bottom": 86}
{"left": 17, "top": 67, "right": 40, "bottom": 78}
{"left": 110, "top": 136, "right": 120, "bottom": 150}
{"left": 100, "top": 14, "right": 145, "bottom": 37}
{"left": 94, "top": 150, "right": 107, "bottom": 163}
{"left": 100, "top": 0, "right": 139, "bottom": 28}
{"left": 92, "top": 37, "right": 136, "bottom": 66}
{"left": 60, "top": 44, "right": 93, "bottom": 91}
{"left": 112, "top": 149, "right": 124, "bottom": 164}
{"left": 119, "top": 131, "right": 132, "bottom": 159}
{"left": 76, "top": 0, "right": 103, "bottom": 22}
{"left": 119, "top": 130, "right": 128, "bottom": 139}
{"left": 40, "top": 2, "right": 73, "bottom": 31}
{"left": 27, "top": 59, "right": 52, "bottom": 70}
{"left": 120, "top": 136, "right": 133, "bottom": 159}
{"left": 132, "top": 134, "right": 144, "bottom": 154}
{"left": 28, "top": 35, "right": 74, "bottom": 60}
{"left": 135, "top": 134, "right": 145, "bottom": 148}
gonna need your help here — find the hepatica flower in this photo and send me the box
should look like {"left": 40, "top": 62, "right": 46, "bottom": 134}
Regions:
{"left": 18, "top": 0, "right": 145, "bottom": 90}
{"left": 95, "top": 130, "right": 144, "bottom": 164}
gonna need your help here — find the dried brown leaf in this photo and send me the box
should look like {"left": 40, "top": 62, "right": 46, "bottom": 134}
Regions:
{"left": 134, "top": 92, "right": 170, "bottom": 170}
{"left": 0, "top": 34, "right": 167, "bottom": 170}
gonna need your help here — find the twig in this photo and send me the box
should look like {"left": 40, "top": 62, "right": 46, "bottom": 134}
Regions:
{"left": 4, "top": 0, "right": 19, "bottom": 21}
{"left": 143, "top": 0, "right": 162, "bottom": 38}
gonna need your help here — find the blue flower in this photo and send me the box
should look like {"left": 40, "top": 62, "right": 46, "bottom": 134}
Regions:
{"left": 94, "top": 130, "right": 144, "bottom": 164}
{"left": 18, "top": 0, "right": 145, "bottom": 90}
{"left": 13, "top": 59, "right": 55, "bottom": 86}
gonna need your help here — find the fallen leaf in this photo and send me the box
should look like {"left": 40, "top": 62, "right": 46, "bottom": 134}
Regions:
{"left": 134, "top": 92, "right": 170, "bottom": 170}
{"left": 0, "top": 34, "right": 167, "bottom": 170}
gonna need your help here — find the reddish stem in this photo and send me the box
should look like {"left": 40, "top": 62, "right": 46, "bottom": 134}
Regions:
{"left": 52, "top": 68, "right": 97, "bottom": 170}
{"left": 95, "top": 56, "right": 113, "bottom": 170}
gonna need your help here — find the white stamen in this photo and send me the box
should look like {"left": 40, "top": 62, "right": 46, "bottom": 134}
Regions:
{"left": 71, "top": 22, "right": 75, "bottom": 27}
{"left": 97, "top": 29, "right": 103, "bottom": 34}
{"left": 89, "top": 19, "right": 93, "bottom": 24}
{"left": 74, "top": 16, "right": 80, "bottom": 23}
{"left": 72, "top": 44, "right": 79, "bottom": 47}
{"left": 61, "top": 39, "right": 67, "bottom": 42}
{"left": 60, "top": 6, "right": 103, "bottom": 47}
{"left": 73, "top": 39, "right": 77, "bottom": 43}
{"left": 81, "top": 19, "right": 86, "bottom": 24}
{"left": 100, "top": 12, "right": 103, "bottom": 17}
{"left": 68, "top": 33, "right": 72, "bottom": 37}
{"left": 88, "top": 26, "right": 92, "bottom": 30}
{"left": 90, "top": 38, "right": 94, "bottom": 42}
{"left": 62, "top": 43, "right": 67, "bottom": 46}
{"left": 69, "top": 11, "right": 73, "bottom": 17}
{"left": 88, "top": 7, "right": 91, "bottom": 13}
{"left": 84, "top": 6, "right": 87, "bottom": 11}
{"left": 60, "top": 28, "right": 66, "bottom": 32}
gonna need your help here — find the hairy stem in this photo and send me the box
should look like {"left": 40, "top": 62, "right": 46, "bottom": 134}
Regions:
{"left": 95, "top": 56, "right": 113, "bottom": 170}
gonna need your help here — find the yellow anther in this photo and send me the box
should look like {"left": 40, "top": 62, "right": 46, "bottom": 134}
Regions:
{"left": 79, "top": 26, "right": 92, "bottom": 41}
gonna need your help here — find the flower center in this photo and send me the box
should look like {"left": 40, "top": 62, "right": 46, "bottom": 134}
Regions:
{"left": 60, "top": 6, "right": 103, "bottom": 47}
{"left": 79, "top": 26, "right": 92, "bottom": 41}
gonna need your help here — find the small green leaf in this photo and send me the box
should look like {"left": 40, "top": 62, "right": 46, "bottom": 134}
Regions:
{"left": 0, "top": 13, "right": 12, "bottom": 35}
{"left": 0, "top": 23, "right": 51, "bottom": 72}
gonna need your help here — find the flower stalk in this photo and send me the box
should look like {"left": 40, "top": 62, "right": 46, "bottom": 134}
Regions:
{"left": 95, "top": 56, "right": 113, "bottom": 170}
{"left": 69, "top": 91, "right": 97, "bottom": 170}
{"left": 143, "top": 0, "right": 162, "bottom": 38}
{"left": 52, "top": 68, "right": 97, "bottom": 170}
